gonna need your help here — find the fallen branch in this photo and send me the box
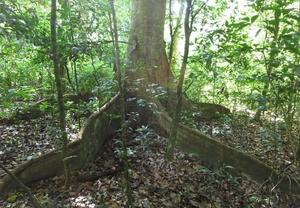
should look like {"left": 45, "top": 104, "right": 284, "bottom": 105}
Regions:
{"left": 77, "top": 166, "right": 122, "bottom": 182}
{"left": 0, "top": 164, "right": 42, "bottom": 208}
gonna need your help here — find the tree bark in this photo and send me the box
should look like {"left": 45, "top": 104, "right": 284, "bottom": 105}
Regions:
{"left": 128, "top": 0, "right": 170, "bottom": 86}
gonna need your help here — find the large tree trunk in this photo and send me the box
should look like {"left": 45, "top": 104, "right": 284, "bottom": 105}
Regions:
{"left": 127, "top": 0, "right": 229, "bottom": 119}
{"left": 126, "top": 0, "right": 300, "bottom": 194}
{"left": 128, "top": 0, "right": 170, "bottom": 86}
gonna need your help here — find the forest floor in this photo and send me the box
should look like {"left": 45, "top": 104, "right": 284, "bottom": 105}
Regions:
{"left": 0, "top": 113, "right": 300, "bottom": 207}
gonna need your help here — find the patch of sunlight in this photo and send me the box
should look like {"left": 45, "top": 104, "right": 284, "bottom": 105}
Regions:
{"left": 202, "top": 84, "right": 213, "bottom": 92}
{"left": 172, "top": 0, "right": 184, "bottom": 16}
{"left": 70, "top": 195, "right": 96, "bottom": 208}
{"left": 234, "top": 104, "right": 256, "bottom": 117}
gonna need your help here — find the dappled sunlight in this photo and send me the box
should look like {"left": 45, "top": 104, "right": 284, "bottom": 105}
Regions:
{"left": 69, "top": 195, "right": 96, "bottom": 208}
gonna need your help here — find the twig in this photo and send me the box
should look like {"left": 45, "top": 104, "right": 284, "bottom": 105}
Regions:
{"left": 77, "top": 166, "right": 122, "bottom": 182}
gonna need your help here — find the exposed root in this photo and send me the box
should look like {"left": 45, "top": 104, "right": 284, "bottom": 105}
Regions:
{"left": 1, "top": 92, "right": 299, "bottom": 196}
{"left": 153, "top": 110, "right": 300, "bottom": 194}
{"left": 0, "top": 93, "right": 120, "bottom": 196}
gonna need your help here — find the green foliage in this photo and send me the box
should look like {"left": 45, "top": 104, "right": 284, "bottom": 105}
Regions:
{"left": 0, "top": 0, "right": 298, "bottom": 144}
{"left": 0, "top": 0, "right": 131, "bottom": 118}
{"left": 134, "top": 125, "right": 154, "bottom": 151}
{"left": 6, "top": 192, "right": 22, "bottom": 203}
{"left": 185, "top": 0, "right": 299, "bottom": 125}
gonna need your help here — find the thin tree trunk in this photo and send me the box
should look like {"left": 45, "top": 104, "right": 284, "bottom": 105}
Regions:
{"left": 107, "top": 11, "right": 117, "bottom": 75}
{"left": 295, "top": 1, "right": 300, "bottom": 160}
{"left": 166, "top": 0, "right": 193, "bottom": 159}
{"left": 168, "top": 0, "right": 184, "bottom": 69}
{"left": 255, "top": 0, "right": 281, "bottom": 121}
{"left": 65, "top": 0, "right": 81, "bottom": 128}
{"left": 109, "top": 0, "right": 133, "bottom": 206}
{"left": 50, "top": 0, "right": 70, "bottom": 188}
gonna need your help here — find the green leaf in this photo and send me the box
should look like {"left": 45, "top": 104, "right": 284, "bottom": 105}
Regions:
{"left": 241, "top": 17, "right": 250, "bottom": 22}
{"left": 7, "top": 192, "right": 20, "bottom": 203}
{"left": 251, "top": 15, "right": 259, "bottom": 23}
{"left": 233, "top": 21, "right": 250, "bottom": 30}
